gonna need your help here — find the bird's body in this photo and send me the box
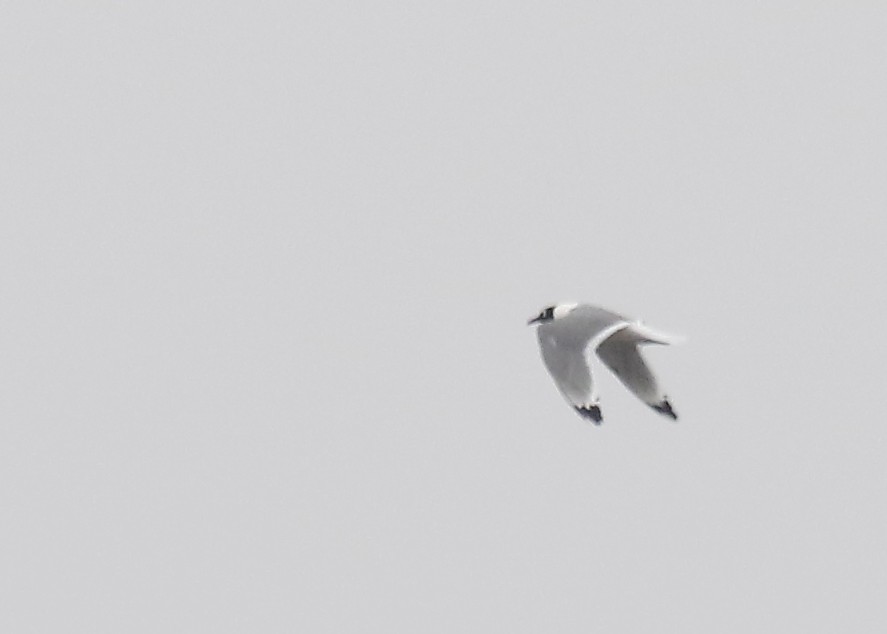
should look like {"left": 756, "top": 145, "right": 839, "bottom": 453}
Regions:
{"left": 528, "top": 303, "right": 681, "bottom": 424}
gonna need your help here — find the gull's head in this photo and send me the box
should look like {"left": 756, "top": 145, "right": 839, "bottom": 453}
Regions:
{"left": 527, "top": 302, "right": 579, "bottom": 325}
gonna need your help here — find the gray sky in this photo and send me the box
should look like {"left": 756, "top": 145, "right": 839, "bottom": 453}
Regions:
{"left": 3, "top": 2, "right": 886, "bottom": 632}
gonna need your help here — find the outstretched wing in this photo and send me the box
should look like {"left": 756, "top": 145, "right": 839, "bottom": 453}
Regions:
{"left": 595, "top": 322, "right": 679, "bottom": 420}
{"left": 537, "top": 329, "right": 602, "bottom": 423}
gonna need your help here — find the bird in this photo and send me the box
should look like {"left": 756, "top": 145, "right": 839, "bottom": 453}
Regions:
{"left": 528, "top": 303, "right": 682, "bottom": 424}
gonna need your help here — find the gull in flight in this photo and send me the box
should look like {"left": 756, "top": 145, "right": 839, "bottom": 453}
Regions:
{"left": 528, "top": 303, "right": 682, "bottom": 424}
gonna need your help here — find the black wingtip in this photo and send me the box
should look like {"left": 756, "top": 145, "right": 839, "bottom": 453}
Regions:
{"left": 652, "top": 399, "right": 678, "bottom": 421}
{"left": 575, "top": 405, "right": 603, "bottom": 425}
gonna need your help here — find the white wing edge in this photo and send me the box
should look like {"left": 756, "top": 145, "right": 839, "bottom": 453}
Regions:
{"left": 588, "top": 321, "right": 633, "bottom": 350}
{"left": 624, "top": 321, "right": 687, "bottom": 346}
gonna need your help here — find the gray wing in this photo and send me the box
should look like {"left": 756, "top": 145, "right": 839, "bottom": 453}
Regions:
{"left": 595, "top": 323, "right": 678, "bottom": 420}
{"left": 550, "top": 304, "right": 628, "bottom": 350}
{"left": 537, "top": 329, "right": 602, "bottom": 423}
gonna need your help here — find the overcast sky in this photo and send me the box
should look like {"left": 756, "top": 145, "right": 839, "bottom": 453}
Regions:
{"left": 3, "top": 2, "right": 886, "bottom": 632}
